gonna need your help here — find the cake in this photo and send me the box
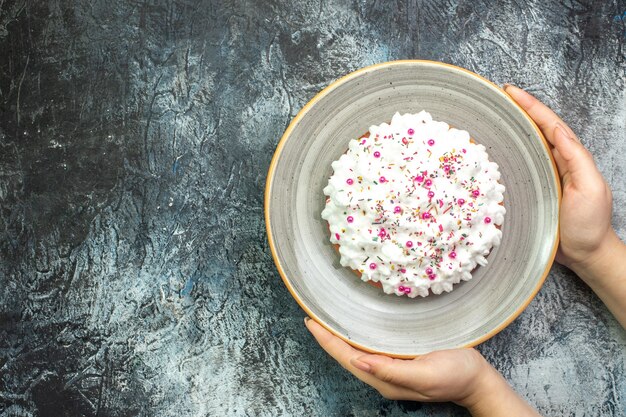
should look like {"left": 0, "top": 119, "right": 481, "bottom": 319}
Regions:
{"left": 321, "top": 111, "right": 506, "bottom": 297}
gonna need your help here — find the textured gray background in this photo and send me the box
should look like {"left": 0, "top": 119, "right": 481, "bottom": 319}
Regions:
{"left": 0, "top": 1, "right": 625, "bottom": 416}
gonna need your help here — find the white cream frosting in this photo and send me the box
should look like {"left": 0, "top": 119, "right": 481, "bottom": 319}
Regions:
{"left": 321, "top": 111, "right": 506, "bottom": 297}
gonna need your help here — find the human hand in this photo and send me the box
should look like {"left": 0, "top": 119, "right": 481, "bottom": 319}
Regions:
{"left": 504, "top": 85, "right": 616, "bottom": 274}
{"left": 305, "top": 318, "right": 540, "bottom": 416}
{"left": 506, "top": 85, "right": 626, "bottom": 328}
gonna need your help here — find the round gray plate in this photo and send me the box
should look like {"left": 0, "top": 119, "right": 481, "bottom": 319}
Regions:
{"left": 265, "top": 60, "right": 560, "bottom": 357}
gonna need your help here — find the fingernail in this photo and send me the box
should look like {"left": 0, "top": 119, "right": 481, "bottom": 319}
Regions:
{"left": 304, "top": 317, "right": 310, "bottom": 324}
{"left": 555, "top": 123, "right": 574, "bottom": 141}
{"left": 350, "top": 358, "right": 372, "bottom": 373}
{"left": 503, "top": 83, "right": 512, "bottom": 90}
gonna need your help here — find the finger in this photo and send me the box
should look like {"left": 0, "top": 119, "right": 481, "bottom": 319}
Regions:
{"left": 305, "top": 318, "right": 425, "bottom": 400}
{"left": 504, "top": 84, "right": 576, "bottom": 179}
{"left": 504, "top": 84, "right": 578, "bottom": 144}
{"left": 305, "top": 317, "right": 361, "bottom": 368}
{"left": 552, "top": 123, "right": 603, "bottom": 189}
{"left": 550, "top": 146, "right": 569, "bottom": 178}
{"left": 351, "top": 353, "right": 432, "bottom": 393}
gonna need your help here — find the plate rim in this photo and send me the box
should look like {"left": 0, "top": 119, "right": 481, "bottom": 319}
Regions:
{"left": 264, "top": 59, "right": 561, "bottom": 358}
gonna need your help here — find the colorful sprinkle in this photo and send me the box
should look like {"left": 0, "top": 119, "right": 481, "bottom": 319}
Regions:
{"left": 427, "top": 191, "right": 435, "bottom": 198}
{"left": 425, "top": 267, "right": 433, "bottom": 275}
{"left": 394, "top": 206, "right": 402, "bottom": 213}
{"left": 369, "top": 263, "right": 377, "bottom": 270}
{"left": 379, "top": 176, "right": 387, "bottom": 183}
{"left": 449, "top": 251, "right": 457, "bottom": 259}
{"left": 347, "top": 216, "right": 354, "bottom": 223}
{"left": 424, "top": 179, "right": 433, "bottom": 187}
{"left": 422, "top": 212, "right": 431, "bottom": 220}
{"left": 406, "top": 240, "right": 413, "bottom": 248}
{"left": 472, "top": 189, "right": 480, "bottom": 197}
{"left": 484, "top": 217, "right": 492, "bottom": 224}
{"left": 427, "top": 139, "right": 435, "bottom": 146}
{"left": 415, "top": 175, "right": 424, "bottom": 183}
{"left": 408, "top": 128, "right": 415, "bottom": 135}
{"left": 373, "top": 151, "right": 381, "bottom": 158}
{"left": 458, "top": 198, "right": 466, "bottom": 206}
{"left": 335, "top": 233, "right": 340, "bottom": 240}
{"left": 346, "top": 178, "right": 354, "bottom": 185}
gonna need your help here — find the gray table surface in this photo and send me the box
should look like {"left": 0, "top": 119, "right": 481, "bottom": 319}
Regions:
{"left": 1, "top": 1, "right": 625, "bottom": 416}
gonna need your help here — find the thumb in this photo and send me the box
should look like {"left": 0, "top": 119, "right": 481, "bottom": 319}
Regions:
{"left": 553, "top": 123, "right": 601, "bottom": 189}
{"left": 350, "top": 354, "right": 428, "bottom": 388}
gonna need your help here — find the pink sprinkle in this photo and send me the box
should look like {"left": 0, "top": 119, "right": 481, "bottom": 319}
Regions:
{"left": 373, "top": 151, "right": 381, "bottom": 158}
{"left": 379, "top": 176, "right": 387, "bottom": 183}
{"left": 335, "top": 233, "right": 340, "bottom": 240}
{"left": 444, "top": 157, "right": 449, "bottom": 162}
{"left": 443, "top": 165, "right": 450, "bottom": 171}
{"left": 402, "top": 138, "right": 408, "bottom": 145}
{"left": 403, "top": 287, "right": 411, "bottom": 294}
{"left": 347, "top": 216, "right": 354, "bottom": 223}
{"left": 458, "top": 198, "right": 466, "bottom": 206}
{"left": 378, "top": 228, "right": 387, "bottom": 237}
{"left": 428, "top": 274, "right": 436, "bottom": 280}
{"left": 438, "top": 199, "right": 444, "bottom": 208}
{"left": 449, "top": 251, "right": 457, "bottom": 259}
{"left": 424, "top": 179, "right": 433, "bottom": 187}
{"left": 346, "top": 178, "right": 354, "bottom": 185}
{"left": 462, "top": 148, "right": 466, "bottom": 153}
{"left": 472, "top": 189, "right": 480, "bottom": 197}
{"left": 427, "top": 139, "right": 435, "bottom": 146}
{"left": 408, "top": 128, "right": 415, "bottom": 135}
{"left": 399, "top": 268, "right": 407, "bottom": 273}
{"left": 425, "top": 267, "right": 433, "bottom": 275}
{"left": 394, "top": 206, "right": 402, "bottom": 214}
{"left": 415, "top": 175, "right": 424, "bottom": 183}
{"left": 439, "top": 224, "right": 443, "bottom": 232}
{"left": 484, "top": 217, "right": 492, "bottom": 224}
{"left": 427, "top": 191, "right": 435, "bottom": 198}
{"left": 405, "top": 240, "right": 413, "bottom": 248}
{"left": 369, "top": 263, "right": 377, "bottom": 270}
{"left": 422, "top": 212, "right": 431, "bottom": 220}
{"left": 398, "top": 285, "right": 406, "bottom": 292}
